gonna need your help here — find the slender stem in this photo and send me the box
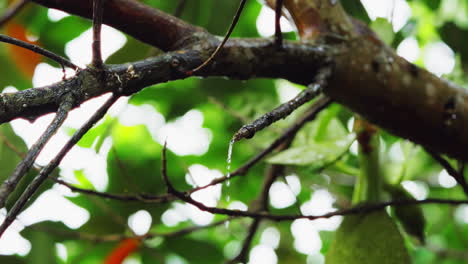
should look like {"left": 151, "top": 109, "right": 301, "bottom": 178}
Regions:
{"left": 0, "top": 34, "right": 78, "bottom": 69}
{"left": 426, "top": 148, "right": 468, "bottom": 197}
{"left": 233, "top": 66, "right": 332, "bottom": 142}
{"left": 0, "top": 94, "right": 119, "bottom": 238}
{"left": 92, "top": 0, "right": 105, "bottom": 68}
{"left": 191, "top": 96, "right": 332, "bottom": 192}
{"left": 162, "top": 146, "right": 468, "bottom": 220}
{"left": 0, "top": 93, "right": 74, "bottom": 208}
{"left": 274, "top": 0, "right": 284, "bottom": 49}
{"left": 188, "top": 0, "right": 248, "bottom": 74}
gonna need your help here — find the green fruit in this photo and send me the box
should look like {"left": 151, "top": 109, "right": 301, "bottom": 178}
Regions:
{"left": 326, "top": 210, "right": 411, "bottom": 264}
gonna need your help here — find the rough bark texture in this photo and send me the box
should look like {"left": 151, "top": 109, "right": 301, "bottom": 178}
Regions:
{"left": 2, "top": 0, "right": 465, "bottom": 162}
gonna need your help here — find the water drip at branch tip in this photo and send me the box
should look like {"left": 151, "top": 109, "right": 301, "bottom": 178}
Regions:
{"left": 226, "top": 138, "right": 235, "bottom": 202}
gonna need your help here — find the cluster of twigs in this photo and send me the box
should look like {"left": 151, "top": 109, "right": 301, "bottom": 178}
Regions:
{"left": 0, "top": 1, "right": 467, "bottom": 263}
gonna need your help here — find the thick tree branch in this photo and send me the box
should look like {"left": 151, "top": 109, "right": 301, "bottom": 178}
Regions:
{"left": 31, "top": 0, "right": 204, "bottom": 51}
{"left": 5, "top": 0, "right": 468, "bottom": 163}
{"left": 0, "top": 40, "right": 327, "bottom": 124}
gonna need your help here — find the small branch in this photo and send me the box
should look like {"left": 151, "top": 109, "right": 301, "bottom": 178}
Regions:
{"left": 0, "top": 131, "right": 26, "bottom": 158}
{"left": 0, "top": 94, "right": 120, "bottom": 238}
{"left": 229, "top": 165, "right": 286, "bottom": 263}
{"left": 426, "top": 148, "right": 468, "bottom": 197}
{"left": 193, "top": 96, "right": 331, "bottom": 193}
{"left": 274, "top": 0, "right": 284, "bottom": 49}
{"left": 0, "top": 34, "right": 79, "bottom": 70}
{"left": 0, "top": 0, "right": 29, "bottom": 27}
{"left": 92, "top": 0, "right": 105, "bottom": 68}
{"left": 188, "top": 0, "right": 248, "bottom": 74}
{"left": 51, "top": 177, "right": 175, "bottom": 203}
{"left": 168, "top": 176, "right": 468, "bottom": 221}
{"left": 233, "top": 66, "right": 332, "bottom": 141}
{"left": 227, "top": 218, "right": 261, "bottom": 264}
{"left": 0, "top": 93, "right": 75, "bottom": 208}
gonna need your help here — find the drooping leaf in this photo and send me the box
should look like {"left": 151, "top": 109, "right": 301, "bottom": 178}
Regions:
{"left": 387, "top": 185, "right": 426, "bottom": 244}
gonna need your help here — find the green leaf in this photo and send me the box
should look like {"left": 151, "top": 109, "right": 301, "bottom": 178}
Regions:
{"left": 387, "top": 185, "right": 426, "bottom": 244}
{"left": 326, "top": 210, "right": 411, "bottom": 264}
{"left": 267, "top": 135, "right": 354, "bottom": 168}
{"left": 371, "top": 18, "right": 395, "bottom": 44}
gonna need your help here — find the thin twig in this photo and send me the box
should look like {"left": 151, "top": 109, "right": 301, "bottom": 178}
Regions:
{"left": 274, "top": 0, "right": 284, "bottom": 49}
{"left": 0, "top": 0, "right": 29, "bottom": 27}
{"left": 174, "top": 0, "right": 188, "bottom": 17}
{"left": 227, "top": 218, "right": 261, "bottom": 264}
{"left": 229, "top": 165, "right": 286, "bottom": 263}
{"left": 0, "top": 131, "right": 26, "bottom": 158}
{"left": 188, "top": 0, "right": 248, "bottom": 74}
{"left": 233, "top": 66, "right": 332, "bottom": 141}
{"left": 0, "top": 34, "right": 79, "bottom": 70}
{"left": 51, "top": 177, "right": 174, "bottom": 203}
{"left": 0, "top": 94, "right": 120, "bottom": 238}
{"left": 162, "top": 143, "right": 468, "bottom": 220}
{"left": 92, "top": 0, "right": 105, "bottom": 68}
{"left": 192, "top": 96, "right": 332, "bottom": 192}
{"left": 0, "top": 93, "right": 75, "bottom": 208}
{"left": 46, "top": 97, "right": 330, "bottom": 206}
{"left": 426, "top": 148, "right": 468, "bottom": 197}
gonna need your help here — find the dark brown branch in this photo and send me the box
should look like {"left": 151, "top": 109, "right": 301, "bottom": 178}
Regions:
{"left": 0, "top": 0, "right": 29, "bottom": 27}
{"left": 0, "top": 93, "right": 74, "bottom": 208}
{"left": 233, "top": 66, "right": 331, "bottom": 141}
{"left": 26, "top": 0, "right": 468, "bottom": 163}
{"left": 31, "top": 0, "right": 205, "bottom": 51}
{"left": 0, "top": 40, "right": 327, "bottom": 124}
{"left": 193, "top": 96, "right": 332, "bottom": 192}
{"left": 229, "top": 165, "right": 287, "bottom": 264}
{"left": 91, "top": 0, "right": 105, "bottom": 67}
{"left": 0, "top": 94, "right": 119, "bottom": 237}
{"left": 274, "top": 0, "right": 284, "bottom": 49}
{"left": 228, "top": 218, "right": 261, "bottom": 264}
{"left": 0, "top": 34, "right": 78, "bottom": 70}
{"left": 162, "top": 146, "right": 468, "bottom": 221}
{"left": 426, "top": 148, "right": 468, "bottom": 196}
{"left": 51, "top": 177, "right": 174, "bottom": 203}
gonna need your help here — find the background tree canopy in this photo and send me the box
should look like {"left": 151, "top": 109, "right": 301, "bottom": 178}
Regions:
{"left": 0, "top": 0, "right": 468, "bottom": 263}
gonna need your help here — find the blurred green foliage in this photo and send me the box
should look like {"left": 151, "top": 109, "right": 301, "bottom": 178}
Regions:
{"left": 0, "top": 0, "right": 467, "bottom": 263}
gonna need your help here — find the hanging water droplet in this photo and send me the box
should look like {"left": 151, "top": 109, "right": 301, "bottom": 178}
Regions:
{"left": 225, "top": 139, "right": 235, "bottom": 202}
